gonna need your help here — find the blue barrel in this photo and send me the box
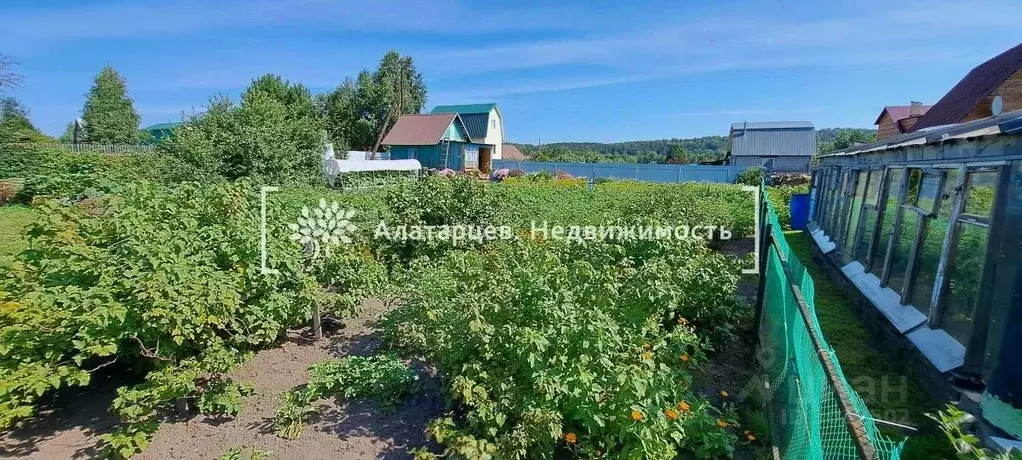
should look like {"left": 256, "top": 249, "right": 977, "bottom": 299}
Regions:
{"left": 790, "top": 193, "right": 809, "bottom": 230}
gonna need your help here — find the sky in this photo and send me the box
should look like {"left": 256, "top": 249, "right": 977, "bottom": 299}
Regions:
{"left": 2, "top": 0, "right": 1021, "bottom": 143}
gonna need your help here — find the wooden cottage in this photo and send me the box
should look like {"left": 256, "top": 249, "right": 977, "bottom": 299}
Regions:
{"left": 383, "top": 113, "right": 494, "bottom": 173}
{"left": 874, "top": 103, "right": 931, "bottom": 140}
{"left": 911, "top": 42, "right": 1022, "bottom": 131}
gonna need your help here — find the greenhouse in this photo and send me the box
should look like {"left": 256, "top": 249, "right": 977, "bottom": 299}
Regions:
{"left": 808, "top": 111, "right": 1022, "bottom": 444}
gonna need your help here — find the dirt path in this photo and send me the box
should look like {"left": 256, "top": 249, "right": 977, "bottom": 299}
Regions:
{"left": 1, "top": 299, "right": 445, "bottom": 460}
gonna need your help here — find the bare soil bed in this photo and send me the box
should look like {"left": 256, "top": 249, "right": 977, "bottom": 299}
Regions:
{"left": 0, "top": 299, "right": 444, "bottom": 460}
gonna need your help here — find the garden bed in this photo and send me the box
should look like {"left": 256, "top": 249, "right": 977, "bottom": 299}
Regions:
{"left": 0, "top": 299, "right": 444, "bottom": 459}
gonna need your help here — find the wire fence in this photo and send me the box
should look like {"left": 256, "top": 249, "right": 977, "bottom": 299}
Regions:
{"left": 5, "top": 142, "right": 155, "bottom": 155}
{"left": 491, "top": 159, "right": 746, "bottom": 183}
{"left": 757, "top": 185, "right": 905, "bottom": 460}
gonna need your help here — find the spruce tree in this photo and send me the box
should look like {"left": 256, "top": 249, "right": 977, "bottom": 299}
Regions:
{"left": 81, "top": 65, "right": 141, "bottom": 144}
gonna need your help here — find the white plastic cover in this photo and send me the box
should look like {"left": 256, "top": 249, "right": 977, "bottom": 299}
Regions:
{"left": 322, "top": 144, "right": 420, "bottom": 186}
{"left": 331, "top": 159, "right": 422, "bottom": 173}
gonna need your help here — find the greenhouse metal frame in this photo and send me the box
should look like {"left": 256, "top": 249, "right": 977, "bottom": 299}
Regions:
{"left": 807, "top": 111, "right": 1022, "bottom": 442}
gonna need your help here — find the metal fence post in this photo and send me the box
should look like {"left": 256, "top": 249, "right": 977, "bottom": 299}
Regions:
{"left": 753, "top": 220, "right": 772, "bottom": 345}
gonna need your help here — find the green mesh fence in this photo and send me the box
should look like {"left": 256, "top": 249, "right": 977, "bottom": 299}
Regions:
{"left": 759, "top": 186, "right": 905, "bottom": 460}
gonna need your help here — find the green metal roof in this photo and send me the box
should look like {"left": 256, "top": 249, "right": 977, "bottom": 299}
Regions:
{"left": 458, "top": 113, "right": 489, "bottom": 140}
{"left": 430, "top": 103, "right": 497, "bottom": 115}
{"left": 144, "top": 122, "right": 183, "bottom": 131}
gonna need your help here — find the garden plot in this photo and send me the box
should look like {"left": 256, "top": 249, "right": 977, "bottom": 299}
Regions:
{"left": 0, "top": 152, "right": 770, "bottom": 459}
{"left": 0, "top": 299, "right": 444, "bottom": 459}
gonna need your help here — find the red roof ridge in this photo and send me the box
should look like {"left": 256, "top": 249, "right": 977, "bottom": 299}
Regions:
{"left": 912, "top": 42, "right": 1022, "bottom": 131}
{"left": 874, "top": 105, "right": 932, "bottom": 125}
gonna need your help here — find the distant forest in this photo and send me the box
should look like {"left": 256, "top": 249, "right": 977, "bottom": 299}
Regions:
{"left": 511, "top": 128, "right": 876, "bottom": 164}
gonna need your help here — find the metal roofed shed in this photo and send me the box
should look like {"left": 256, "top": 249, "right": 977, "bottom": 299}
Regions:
{"left": 383, "top": 113, "right": 496, "bottom": 173}
{"left": 808, "top": 109, "right": 1022, "bottom": 442}
{"left": 501, "top": 143, "right": 528, "bottom": 161}
{"left": 727, "top": 121, "right": 816, "bottom": 173}
{"left": 381, "top": 113, "right": 462, "bottom": 146}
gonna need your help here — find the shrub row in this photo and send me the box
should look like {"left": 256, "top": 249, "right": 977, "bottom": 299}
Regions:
{"left": 0, "top": 181, "right": 388, "bottom": 457}
{"left": 383, "top": 237, "right": 748, "bottom": 459}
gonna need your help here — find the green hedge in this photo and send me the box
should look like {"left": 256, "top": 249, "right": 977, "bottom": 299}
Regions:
{"left": 766, "top": 185, "right": 809, "bottom": 230}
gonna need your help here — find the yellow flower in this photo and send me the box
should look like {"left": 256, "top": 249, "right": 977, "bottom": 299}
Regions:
{"left": 719, "top": 390, "right": 729, "bottom": 398}
{"left": 631, "top": 410, "right": 644, "bottom": 422}
{"left": 564, "top": 432, "right": 577, "bottom": 444}
{"left": 680, "top": 353, "right": 690, "bottom": 363}
{"left": 747, "top": 434, "right": 757, "bottom": 441}
{"left": 664, "top": 408, "right": 679, "bottom": 420}
{"left": 717, "top": 419, "right": 728, "bottom": 428}
{"left": 677, "top": 316, "right": 688, "bottom": 325}
{"left": 641, "top": 351, "right": 653, "bottom": 361}
{"left": 678, "top": 401, "right": 690, "bottom": 412}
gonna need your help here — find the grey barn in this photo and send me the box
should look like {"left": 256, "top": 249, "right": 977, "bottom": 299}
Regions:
{"left": 727, "top": 121, "right": 816, "bottom": 172}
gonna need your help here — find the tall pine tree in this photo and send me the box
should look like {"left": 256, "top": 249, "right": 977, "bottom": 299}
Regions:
{"left": 81, "top": 65, "right": 141, "bottom": 144}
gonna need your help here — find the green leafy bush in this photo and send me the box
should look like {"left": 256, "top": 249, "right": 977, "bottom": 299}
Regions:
{"left": 336, "top": 170, "right": 418, "bottom": 189}
{"left": 274, "top": 388, "right": 318, "bottom": 440}
{"left": 926, "top": 404, "right": 1022, "bottom": 460}
{"left": 0, "top": 145, "right": 205, "bottom": 203}
{"left": 219, "top": 446, "right": 272, "bottom": 460}
{"left": 306, "top": 355, "right": 418, "bottom": 410}
{"left": 767, "top": 185, "right": 809, "bottom": 230}
{"left": 0, "top": 182, "right": 322, "bottom": 453}
{"left": 379, "top": 174, "right": 511, "bottom": 262}
{"left": 383, "top": 238, "right": 746, "bottom": 459}
{"left": 498, "top": 180, "right": 756, "bottom": 240}
{"left": 198, "top": 379, "right": 254, "bottom": 417}
{"left": 158, "top": 75, "right": 322, "bottom": 185}
{"left": 734, "top": 167, "right": 764, "bottom": 186}
{"left": 273, "top": 355, "right": 418, "bottom": 439}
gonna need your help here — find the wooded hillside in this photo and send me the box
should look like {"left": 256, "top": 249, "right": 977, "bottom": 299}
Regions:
{"left": 511, "top": 128, "right": 876, "bottom": 163}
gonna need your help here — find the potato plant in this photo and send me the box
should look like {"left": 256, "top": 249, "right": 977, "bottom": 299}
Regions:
{"left": 384, "top": 237, "right": 747, "bottom": 459}
{"left": 273, "top": 354, "right": 418, "bottom": 439}
{"left": 0, "top": 181, "right": 386, "bottom": 457}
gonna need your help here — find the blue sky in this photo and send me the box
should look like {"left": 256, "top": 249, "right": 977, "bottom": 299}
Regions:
{"left": 3, "top": 0, "right": 1021, "bottom": 143}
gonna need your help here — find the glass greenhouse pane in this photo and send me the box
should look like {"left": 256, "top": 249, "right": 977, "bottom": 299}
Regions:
{"left": 942, "top": 223, "right": 989, "bottom": 346}
{"left": 916, "top": 172, "right": 943, "bottom": 213}
{"left": 855, "top": 209, "right": 877, "bottom": 265}
{"left": 910, "top": 169, "right": 957, "bottom": 310}
{"left": 888, "top": 211, "right": 919, "bottom": 302}
{"left": 964, "top": 171, "right": 997, "bottom": 217}
{"left": 865, "top": 169, "right": 883, "bottom": 206}
{"left": 904, "top": 169, "right": 923, "bottom": 206}
{"left": 843, "top": 171, "right": 868, "bottom": 259}
{"left": 869, "top": 169, "right": 904, "bottom": 276}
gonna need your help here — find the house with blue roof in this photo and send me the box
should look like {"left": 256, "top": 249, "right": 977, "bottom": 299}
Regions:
{"left": 429, "top": 103, "right": 505, "bottom": 160}
{"left": 727, "top": 121, "right": 816, "bottom": 173}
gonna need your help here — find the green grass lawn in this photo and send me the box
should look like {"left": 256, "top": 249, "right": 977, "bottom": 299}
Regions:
{"left": 0, "top": 205, "right": 38, "bottom": 258}
{"left": 784, "top": 230, "right": 955, "bottom": 459}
